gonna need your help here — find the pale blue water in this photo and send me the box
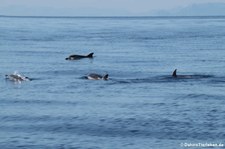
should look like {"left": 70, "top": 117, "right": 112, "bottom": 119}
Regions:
{"left": 1, "top": 16, "right": 225, "bottom": 149}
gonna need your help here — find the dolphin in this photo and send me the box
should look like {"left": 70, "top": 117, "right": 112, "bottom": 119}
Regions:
{"left": 172, "top": 69, "right": 193, "bottom": 78}
{"left": 86, "top": 73, "right": 109, "bottom": 80}
{"left": 65, "top": 52, "right": 94, "bottom": 60}
{"left": 172, "top": 69, "right": 178, "bottom": 77}
{"left": 172, "top": 69, "right": 212, "bottom": 79}
{"left": 5, "top": 72, "right": 31, "bottom": 82}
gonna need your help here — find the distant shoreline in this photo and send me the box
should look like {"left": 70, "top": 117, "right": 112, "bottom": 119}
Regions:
{"left": 1, "top": 15, "right": 225, "bottom": 19}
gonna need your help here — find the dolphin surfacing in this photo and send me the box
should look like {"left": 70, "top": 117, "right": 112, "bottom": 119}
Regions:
{"left": 5, "top": 72, "right": 31, "bottom": 82}
{"left": 86, "top": 73, "right": 109, "bottom": 80}
{"left": 172, "top": 69, "right": 193, "bottom": 79}
{"left": 171, "top": 69, "right": 213, "bottom": 79}
{"left": 172, "top": 69, "right": 177, "bottom": 77}
{"left": 65, "top": 53, "right": 94, "bottom": 60}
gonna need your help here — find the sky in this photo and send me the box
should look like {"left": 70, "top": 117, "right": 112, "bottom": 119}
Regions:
{"left": 0, "top": 0, "right": 225, "bottom": 16}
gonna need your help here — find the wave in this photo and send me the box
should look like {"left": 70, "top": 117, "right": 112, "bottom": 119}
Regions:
{"left": 1, "top": 116, "right": 224, "bottom": 140}
{"left": 176, "top": 93, "right": 225, "bottom": 100}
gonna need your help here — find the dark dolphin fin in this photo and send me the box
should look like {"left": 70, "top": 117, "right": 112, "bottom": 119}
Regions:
{"left": 103, "top": 74, "right": 109, "bottom": 80}
{"left": 172, "top": 69, "right": 177, "bottom": 77}
{"left": 87, "top": 53, "right": 94, "bottom": 58}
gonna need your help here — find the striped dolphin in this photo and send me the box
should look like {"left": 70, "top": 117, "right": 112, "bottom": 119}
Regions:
{"left": 86, "top": 73, "right": 109, "bottom": 80}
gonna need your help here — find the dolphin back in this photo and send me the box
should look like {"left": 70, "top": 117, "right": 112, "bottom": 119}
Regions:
{"left": 87, "top": 53, "right": 94, "bottom": 58}
{"left": 65, "top": 52, "right": 94, "bottom": 60}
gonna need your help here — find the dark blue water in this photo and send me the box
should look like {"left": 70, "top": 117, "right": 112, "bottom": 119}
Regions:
{"left": 1, "top": 16, "right": 225, "bottom": 149}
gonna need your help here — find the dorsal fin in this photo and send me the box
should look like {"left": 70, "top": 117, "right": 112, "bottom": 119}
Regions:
{"left": 103, "top": 74, "right": 109, "bottom": 80}
{"left": 172, "top": 69, "right": 177, "bottom": 77}
{"left": 87, "top": 53, "right": 94, "bottom": 57}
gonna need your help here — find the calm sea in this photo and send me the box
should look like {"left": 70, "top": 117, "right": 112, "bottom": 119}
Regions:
{"left": 1, "top": 16, "right": 225, "bottom": 149}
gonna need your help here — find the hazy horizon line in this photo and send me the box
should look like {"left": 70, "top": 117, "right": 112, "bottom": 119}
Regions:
{"left": 1, "top": 15, "right": 225, "bottom": 18}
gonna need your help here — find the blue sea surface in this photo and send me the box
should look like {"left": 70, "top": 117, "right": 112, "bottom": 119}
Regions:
{"left": 1, "top": 16, "right": 225, "bottom": 149}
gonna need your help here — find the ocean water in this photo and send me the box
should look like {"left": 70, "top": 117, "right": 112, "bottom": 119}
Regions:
{"left": 1, "top": 16, "right": 225, "bottom": 149}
